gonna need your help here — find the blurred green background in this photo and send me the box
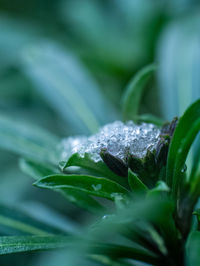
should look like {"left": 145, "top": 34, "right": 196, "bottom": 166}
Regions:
{"left": 0, "top": 0, "right": 200, "bottom": 265}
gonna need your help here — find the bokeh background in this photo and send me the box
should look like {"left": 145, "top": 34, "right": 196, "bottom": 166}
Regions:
{"left": 0, "top": 0, "right": 200, "bottom": 265}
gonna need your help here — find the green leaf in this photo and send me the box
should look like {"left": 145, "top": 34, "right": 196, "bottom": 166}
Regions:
{"left": 122, "top": 64, "right": 157, "bottom": 121}
{"left": 0, "top": 235, "right": 71, "bottom": 255}
{"left": 0, "top": 203, "right": 66, "bottom": 236}
{"left": 128, "top": 169, "right": 148, "bottom": 192}
{"left": 20, "top": 159, "right": 106, "bottom": 213}
{"left": 89, "top": 255, "right": 133, "bottom": 266}
{"left": 190, "top": 135, "right": 200, "bottom": 182}
{"left": 157, "top": 15, "right": 200, "bottom": 120}
{"left": 19, "top": 158, "right": 59, "bottom": 180}
{"left": 34, "top": 174, "right": 128, "bottom": 201}
{"left": 186, "top": 231, "right": 200, "bottom": 266}
{"left": 166, "top": 99, "right": 200, "bottom": 198}
{"left": 193, "top": 209, "right": 200, "bottom": 230}
{"left": 88, "top": 243, "right": 159, "bottom": 265}
{"left": 62, "top": 153, "right": 128, "bottom": 187}
{"left": 0, "top": 235, "right": 158, "bottom": 264}
{"left": 20, "top": 160, "right": 106, "bottom": 213}
{"left": 59, "top": 188, "right": 105, "bottom": 214}
{"left": 20, "top": 161, "right": 106, "bottom": 213}
{"left": 147, "top": 181, "right": 170, "bottom": 197}
{"left": 85, "top": 198, "right": 177, "bottom": 262}
{"left": 22, "top": 42, "right": 117, "bottom": 134}
{"left": 0, "top": 114, "right": 60, "bottom": 165}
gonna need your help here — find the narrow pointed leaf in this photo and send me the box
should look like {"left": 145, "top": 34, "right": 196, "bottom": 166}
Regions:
{"left": 122, "top": 64, "right": 157, "bottom": 121}
{"left": 0, "top": 235, "right": 71, "bottom": 255}
{"left": 89, "top": 243, "right": 159, "bottom": 265}
{"left": 22, "top": 42, "right": 117, "bottom": 134}
{"left": 190, "top": 135, "right": 200, "bottom": 181}
{"left": 166, "top": 99, "right": 200, "bottom": 198}
{"left": 20, "top": 160, "right": 106, "bottom": 213}
{"left": 34, "top": 174, "right": 128, "bottom": 200}
{"left": 63, "top": 153, "right": 128, "bottom": 187}
{"left": 147, "top": 181, "right": 170, "bottom": 197}
{"left": 19, "top": 158, "right": 59, "bottom": 180}
{"left": 0, "top": 235, "right": 158, "bottom": 264}
{"left": 128, "top": 169, "right": 148, "bottom": 192}
{"left": 0, "top": 204, "right": 66, "bottom": 236}
{"left": 157, "top": 16, "right": 200, "bottom": 120}
{"left": 0, "top": 114, "right": 60, "bottom": 165}
{"left": 59, "top": 188, "right": 105, "bottom": 214}
{"left": 193, "top": 209, "right": 200, "bottom": 230}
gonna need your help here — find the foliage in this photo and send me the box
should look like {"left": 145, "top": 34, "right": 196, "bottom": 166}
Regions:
{"left": 1, "top": 1, "right": 200, "bottom": 266}
{"left": 1, "top": 61, "right": 200, "bottom": 265}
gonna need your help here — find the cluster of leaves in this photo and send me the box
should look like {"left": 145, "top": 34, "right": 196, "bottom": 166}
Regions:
{"left": 0, "top": 1, "right": 200, "bottom": 266}
{"left": 0, "top": 64, "right": 200, "bottom": 266}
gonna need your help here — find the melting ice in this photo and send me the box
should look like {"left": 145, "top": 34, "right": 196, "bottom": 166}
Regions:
{"left": 60, "top": 121, "right": 161, "bottom": 163}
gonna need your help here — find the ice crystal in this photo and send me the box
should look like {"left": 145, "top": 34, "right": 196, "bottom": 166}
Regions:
{"left": 60, "top": 121, "right": 161, "bottom": 163}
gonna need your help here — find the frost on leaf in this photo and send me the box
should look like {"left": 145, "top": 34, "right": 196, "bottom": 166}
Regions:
{"left": 60, "top": 121, "right": 161, "bottom": 164}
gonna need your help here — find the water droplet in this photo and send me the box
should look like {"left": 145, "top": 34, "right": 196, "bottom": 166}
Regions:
{"left": 181, "top": 164, "right": 187, "bottom": 173}
{"left": 92, "top": 184, "right": 102, "bottom": 191}
{"left": 101, "top": 214, "right": 115, "bottom": 220}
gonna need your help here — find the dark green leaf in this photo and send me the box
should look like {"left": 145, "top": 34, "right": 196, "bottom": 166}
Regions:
{"left": 100, "top": 150, "right": 128, "bottom": 178}
{"left": 193, "top": 209, "right": 200, "bottom": 230}
{"left": 85, "top": 197, "right": 177, "bottom": 259}
{"left": 166, "top": 99, "right": 200, "bottom": 198}
{"left": 34, "top": 174, "right": 128, "bottom": 201}
{"left": 147, "top": 181, "right": 170, "bottom": 197}
{"left": 63, "top": 153, "right": 128, "bottom": 187}
{"left": 128, "top": 169, "right": 148, "bottom": 192}
{"left": 89, "top": 243, "right": 159, "bottom": 265}
{"left": 122, "top": 64, "right": 157, "bottom": 121}
{"left": 59, "top": 188, "right": 105, "bottom": 214}
{"left": 190, "top": 134, "right": 200, "bottom": 182}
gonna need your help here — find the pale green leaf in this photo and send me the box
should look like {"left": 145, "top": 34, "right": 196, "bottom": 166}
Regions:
{"left": 186, "top": 231, "right": 200, "bottom": 266}
{"left": 22, "top": 42, "right": 117, "bottom": 134}
{"left": 0, "top": 203, "right": 66, "bottom": 236}
{"left": 0, "top": 114, "right": 60, "bottom": 165}
{"left": 0, "top": 235, "right": 71, "bottom": 255}
{"left": 122, "top": 64, "right": 157, "bottom": 121}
